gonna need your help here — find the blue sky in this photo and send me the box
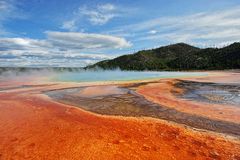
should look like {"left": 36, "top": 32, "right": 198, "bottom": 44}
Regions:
{"left": 0, "top": 0, "right": 240, "bottom": 67}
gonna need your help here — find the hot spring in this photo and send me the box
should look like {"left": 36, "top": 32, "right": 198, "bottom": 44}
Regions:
{"left": 52, "top": 70, "right": 208, "bottom": 82}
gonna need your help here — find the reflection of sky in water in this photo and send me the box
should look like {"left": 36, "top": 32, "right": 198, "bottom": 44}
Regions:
{"left": 53, "top": 71, "right": 207, "bottom": 82}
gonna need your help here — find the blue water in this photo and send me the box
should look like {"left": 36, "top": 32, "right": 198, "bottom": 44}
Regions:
{"left": 53, "top": 71, "right": 208, "bottom": 82}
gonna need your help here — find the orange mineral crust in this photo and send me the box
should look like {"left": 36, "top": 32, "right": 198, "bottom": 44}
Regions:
{"left": 0, "top": 87, "right": 240, "bottom": 160}
{"left": 137, "top": 79, "right": 240, "bottom": 123}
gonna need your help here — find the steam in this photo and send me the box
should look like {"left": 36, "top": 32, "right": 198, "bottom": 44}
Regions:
{"left": 0, "top": 67, "right": 116, "bottom": 82}
{"left": 0, "top": 67, "right": 207, "bottom": 83}
{"left": 0, "top": 68, "right": 61, "bottom": 82}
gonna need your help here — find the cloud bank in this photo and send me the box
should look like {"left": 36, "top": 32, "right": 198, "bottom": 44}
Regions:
{"left": 0, "top": 31, "right": 131, "bottom": 67}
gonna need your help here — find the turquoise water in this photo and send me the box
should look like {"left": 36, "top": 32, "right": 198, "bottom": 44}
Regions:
{"left": 53, "top": 71, "right": 208, "bottom": 82}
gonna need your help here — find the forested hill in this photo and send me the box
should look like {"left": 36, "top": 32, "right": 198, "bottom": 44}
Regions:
{"left": 86, "top": 42, "right": 240, "bottom": 71}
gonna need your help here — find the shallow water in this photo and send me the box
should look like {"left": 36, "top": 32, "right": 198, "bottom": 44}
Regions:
{"left": 52, "top": 71, "right": 207, "bottom": 82}
{"left": 175, "top": 81, "right": 240, "bottom": 106}
{"left": 46, "top": 85, "right": 240, "bottom": 136}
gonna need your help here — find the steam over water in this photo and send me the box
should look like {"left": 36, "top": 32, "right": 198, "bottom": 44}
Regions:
{"left": 52, "top": 71, "right": 208, "bottom": 82}
{"left": 0, "top": 68, "right": 207, "bottom": 83}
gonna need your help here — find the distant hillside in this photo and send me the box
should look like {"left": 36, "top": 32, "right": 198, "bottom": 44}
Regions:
{"left": 86, "top": 42, "right": 240, "bottom": 71}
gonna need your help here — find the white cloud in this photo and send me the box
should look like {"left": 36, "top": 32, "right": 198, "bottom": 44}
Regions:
{"left": 112, "top": 6, "right": 240, "bottom": 47}
{"left": 0, "top": 38, "right": 50, "bottom": 51}
{"left": 46, "top": 31, "right": 131, "bottom": 50}
{"left": 0, "top": 31, "right": 131, "bottom": 67}
{"left": 0, "top": 48, "right": 115, "bottom": 67}
{"left": 61, "top": 3, "right": 119, "bottom": 31}
{"left": 148, "top": 30, "right": 157, "bottom": 34}
{"left": 0, "top": 31, "right": 131, "bottom": 52}
{"left": 80, "top": 3, "right": 117, "bottom": 25}
{"left": 98, "top": 3, "right": 115, "bottom": 11}
{"left": 62, "top": 20, "right": 77, "bottom": 32}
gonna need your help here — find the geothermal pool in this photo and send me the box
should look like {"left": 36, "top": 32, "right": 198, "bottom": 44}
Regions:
{"left": 46, "top": 84, "right": 240, "bottom": 136}
{"left": 52, "top": 71, "right": 208, "bottom": 82}
{"left": 0, "top": 71, "right": 240, "bottom": 159}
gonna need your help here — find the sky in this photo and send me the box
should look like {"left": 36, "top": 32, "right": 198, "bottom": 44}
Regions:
{"left": 0, "top": 0, "right": 240, "bottom": 67}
